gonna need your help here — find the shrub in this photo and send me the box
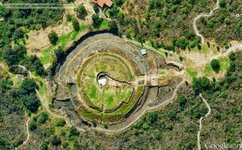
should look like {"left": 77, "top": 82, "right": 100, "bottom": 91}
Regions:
{"left": 76, "top": 4, "right": 87, "bottom": 19}
{"left": 55, "top": 118, "right": 66, "bottom": 127}
{"left": 29, "top": 120, "right": 37, "bottom": 131}
{"left": 69, "top": 126, "right": 79, "bottom": 137}
{"left": 51, "top": 135, "right": 61, "bottom": 146}
{"left": 109, "top": 21, "right": 119, "bottom": 35}
{"left": 48, "top": 31, "right": 58, "bottom": 45}
{"left": 2, "top": 46, "right": 26, "bottom": 66}
{"left": 192, "top": 77, "right": 211, "bottom": 95}
{"left": 72, "top": 19, "right": 80, "bottom": 31}
{"left": 211, "top": 59, "right": 220, "bottom": 73}
{"left": 178, "top": 96, "right": 187, "bottom": 110}
{"left": 37, "top": 112, "right": 49, "bottom": 124}
{"left": 22, "top": 93, "right": 40, "bottom": 113}
{"left": 92, "top": 14, "right": 103, "bottom": 28}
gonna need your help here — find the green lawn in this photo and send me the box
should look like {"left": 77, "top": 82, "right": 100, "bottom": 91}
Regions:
{"left": 204, "top": 56, "right": 230, "bottom": 75}
{"left": 100, "top": 19, "right": 110, "bottom": 30}
{"left": 40, "top": 24, "right": 89, "bottom": 65}
{"left": 186, "top": 68, "right": 198, "bottom": 79}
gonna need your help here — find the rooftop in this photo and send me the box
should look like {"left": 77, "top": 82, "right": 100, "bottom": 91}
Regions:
{"left": 140, "top": 49, "right": 147, "bottom": 56}
{"left": 92, "top": 0, "right": 113, "bottom": 8}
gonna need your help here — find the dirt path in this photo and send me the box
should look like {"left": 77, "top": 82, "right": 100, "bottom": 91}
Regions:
{"left": 35, "top": 90, "right": 85, "bottom": 132}
{"left": 14, "top": 65, "right": 85, "bottom": 132}
{"left": 193, "top": 0, "right": 220, "bottom": 44}
{"left": 21, "top": 117, "right": 30, "bottom": 149}
{"left": 94, "top": 79, "right": 185, "bottom": 134}
{"left": 197, "top": 93, "right": 211, "bottom": 150}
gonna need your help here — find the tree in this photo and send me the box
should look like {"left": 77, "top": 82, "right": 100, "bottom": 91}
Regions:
{"left": 147, "top": 113, "right": 158, "bottom": 124}
{"left": 54, "top": 46, "right": 64, "bottom": 59}
{"left": 75, "top": 4, "right": 87, "bottom": 19}
{"left": 2, "top": 46, "right": 26, "bottom": 66}
{"left": 109, "top": 21, "right": 119, "bottom": 35}
{"left": 20, "top": 79, "right": 38, "bottom": 94}
{"left": 29, "top": 120, "right": 37, "bottom": 131}
{"left": 175, "top": 37, "right": 189, "bottom": 50}
{"left": 22, "top": 93, "right": 40, "bottom": 112}
{"left": 69, "top": 126, "right": 79, "bottom": 137}
{"left": 93, "top": 4, "right": 99, "bottom": 14}
{"left": 13, "top": 29, "right": 24, "bottom": 41}
{"left": 192, "top": 77, "right": 211, "bottom": 95}
{"left": 51, "top": 135, "right": 61, "bottom": 146}
{"left": 178, "top": 96, "right": 187, "bottom": 110}
{"left": 22, "top": 56, "right": 46, "bottom": 76}
{"left": 55, "top": 118, "right": 66, "bottom": 127}
{"left": 37, "top": 112, "right": 49, "bottom": 124}
{"left": 211, "top": 59, "right": 220, "bottom": 73}
{"left": 48, "top": 31, "right": 58, "bottom": 45}
{"left": 92, "top": 14, "right": 103, "bottom": 28}
{"left": 72, "top": 19, "right": 80, "bottom": 31}
{"left": 113, "top": 0, "right": 124, "bottom": 6}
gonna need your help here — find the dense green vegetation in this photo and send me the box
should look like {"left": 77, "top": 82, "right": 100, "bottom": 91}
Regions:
{"left": 104, "top": 0, "right": 215, "bottom": 50}
{"left": 211, "top": 59, "right": 220, "bottom": 73}
{"left": 198, "top": 0, "right": 242, "bottom": 46}
{"left": 0, "top": 0, "right": 64, "bottom": 75}
{"left": 75, "top": 4, "right": 88, "bottom": 19}
{"left": 0, "top": 0, "right": 63, "bottom": 49}
{"left": 1, "top": 45, "right": 45, "bottom": 76}
{"left": 105, "top": 0, "right": 241, "bottom": 49}
{"left": 48, "top": 31, "right": 59, "bottom": 45}
{"left": 0, "top": 78, "right": 40, "bottom": 149}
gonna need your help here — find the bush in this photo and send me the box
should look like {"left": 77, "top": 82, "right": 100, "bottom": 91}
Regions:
{"left": 113, "top": 0, "right": 124, "bottom": 6}
{"left": 20, "top": 79, "right": 38, "bottom": 94}
{"left": 22, "top": 56, "right": 46, "bottom": 76}
{"left": 48, "top": 31, "right": 58, "bottom": 45}
{"left": 69, "top": 126, "right": 79, "bottom": 137}
{"left": 55, "top": 118, "right": 66, "bottom": 127}
{"left": 178, "top": 96, "right": 187, "bottom": 110}
{"left": 2, "top": 46, "right": 27, "bottom": 66}
{"left": 51, "top": 135, "right": 61, "bottom": 146}
{"left": 37, "top": 112, "right": 49, "bottom": 124}
{"left": 93, "top": 4, "right": 99, "bottom": 14}
{"left": 54, "top": 46, "right": 64, "bottom": 59}
{"left": 109, "top": 21, "right": 119, "bottom": 35}
{"left": 192, "top": 77, "right": 211, "bottom": 95}
{"left": 211, "top": 59, "right": 220, "bottom": 73}
{"left": 22, "top": 93, "right": 40, "bottom": 113}
{"left": 29, "top": 120, "right": 37, "bottom": 131}
{"left": 72, "top": 19, "right": 80, "bottom": 31}
{"left": 92, "top": 14, "right": 103, "bottom": 28}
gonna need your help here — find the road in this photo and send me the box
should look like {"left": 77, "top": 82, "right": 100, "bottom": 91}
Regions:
{"left": 197, "top": 94, "right": 211, "bottom": 150}
{"left": 193, "top": 0, "right": 220, "bottom": 44}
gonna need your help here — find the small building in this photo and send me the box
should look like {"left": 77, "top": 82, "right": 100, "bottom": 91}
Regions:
{"left": 140, "top": 49, "right": 147, "bottom": 56}
{"left": 92, "top": 0, "right": 113, "bottom": 8}
{"left": 98, "top": 77, "right": 107, "bottom": 86}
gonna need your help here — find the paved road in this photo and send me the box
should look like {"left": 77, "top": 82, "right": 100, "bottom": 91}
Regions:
{"left": 193, "top": 0, "right": 220, "bottom": 43}
{"left": 197, "top": 94, "right": 211, "bottom": 150}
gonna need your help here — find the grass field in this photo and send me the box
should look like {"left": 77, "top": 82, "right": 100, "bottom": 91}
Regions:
{"left": 40, "top": 24, "right": 89, "bottom": 65}
{"left": 204, "top": 56, "right": 230, "bottom": 76}
{"left": 81, "top": 55, "right": 134, "bottom": 110}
